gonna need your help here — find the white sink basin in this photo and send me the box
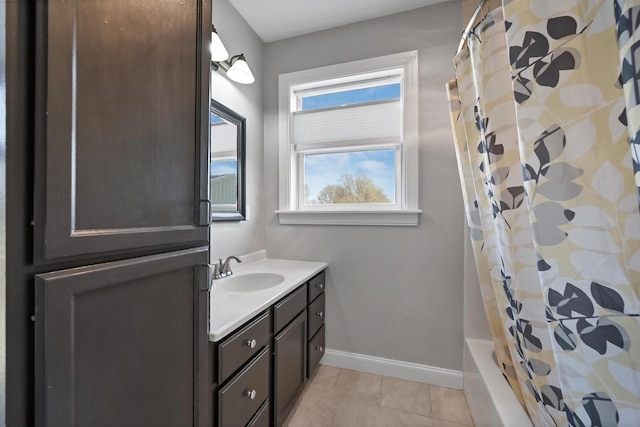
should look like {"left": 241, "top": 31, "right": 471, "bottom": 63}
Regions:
{"left": 216, "top": 273, "right": 285, "bottom": 292}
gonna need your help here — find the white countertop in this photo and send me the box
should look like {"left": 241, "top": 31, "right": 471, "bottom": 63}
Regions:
{"left": 209, "top": 251, "right": 327, "bottom": 342}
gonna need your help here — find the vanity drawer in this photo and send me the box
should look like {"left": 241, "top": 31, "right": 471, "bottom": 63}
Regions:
{"left": 307, "top": 292, "right": 325, "bottom": 339}
{"left": 218, "top": 311, "right": 270, "bottom": 383}
{"left": 308, "top": 324, "right": 325, "bottom": 378}
{"left": 247, "top": 399, "right": 269, "bottom": 427}
{"left": 307, "top": 270, "right": 325, "bottom": 302}
{"left": 218, "top": 347, "right": 270, "bottom": 427}
{"left": 274, "top": 285, "right": 306, "bottom": 333}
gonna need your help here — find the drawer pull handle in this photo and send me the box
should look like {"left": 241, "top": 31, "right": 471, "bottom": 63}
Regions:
{"left": 315, "top": 346, "right": 324, "bottom": 352}
{"left": 316, "top": 283, "right": 324, "bottom": 290}
{"left": 245, "top": 339, "right": 257, "bottom": 349}
{"left": 245, "top": 389, "right": 257, "bottom": 400}
{"left": 316, "top": 311, "right": 323, "bottom": 318}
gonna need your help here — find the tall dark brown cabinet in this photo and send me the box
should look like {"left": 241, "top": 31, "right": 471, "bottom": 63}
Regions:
{"left": 6, "top": 0, "right": 213, "bottom": 425}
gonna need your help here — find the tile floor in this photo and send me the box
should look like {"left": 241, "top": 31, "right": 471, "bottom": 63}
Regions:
{"left": 283, "top": 365, "right": 474, "bottom": 427}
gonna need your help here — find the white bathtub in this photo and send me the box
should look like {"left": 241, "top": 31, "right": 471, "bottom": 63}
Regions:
{"left": 464, "top": 339, "right": 533, "bottom": 427}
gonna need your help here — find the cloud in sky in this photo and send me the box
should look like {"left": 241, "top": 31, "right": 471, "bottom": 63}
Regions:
{"left": 304, "top": 149, "right": 396, "bottom": 202}
{"left": 356, "top": 159, "right": 390, "bottom": 173}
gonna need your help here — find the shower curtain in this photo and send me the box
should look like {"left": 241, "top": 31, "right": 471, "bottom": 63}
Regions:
{"left": 448, "top": 1, "right": 640, "bottom": 425}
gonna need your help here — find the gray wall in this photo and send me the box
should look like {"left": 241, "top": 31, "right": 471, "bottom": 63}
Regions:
{"left": 263, "top": 1, "right": 466, "bottom": 370}
{"left": 210, "top": 0, "right": 265, "bottom": 262}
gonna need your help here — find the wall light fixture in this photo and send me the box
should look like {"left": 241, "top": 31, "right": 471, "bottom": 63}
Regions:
{"left": 210, "top": 25, "right": 229, "bottom": 62}
{"left": 211, "top": 26, "right": 255, "bottom": 85}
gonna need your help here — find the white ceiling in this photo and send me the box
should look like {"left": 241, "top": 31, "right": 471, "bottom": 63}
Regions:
{"left": 228, "top": 0, "right": 452, "bottom": 42}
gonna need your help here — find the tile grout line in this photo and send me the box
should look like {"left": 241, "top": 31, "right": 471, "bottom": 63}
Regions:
{"left": 428, "top": 384, "right": 436, "bottom": 422}
{"left": 428, "top": 384, "right": 474, "bottom": 427}
{"left": 332, "top": 368, "right": 342, "bottom": 387}
{"left": 380, "top": 405, "right": 435, "bottom": 420}
{"left": 431, "top": 415, "right": 473, "bottom": 427}
{"left": 378, "top": 377, "right": 434, "bottom": 420}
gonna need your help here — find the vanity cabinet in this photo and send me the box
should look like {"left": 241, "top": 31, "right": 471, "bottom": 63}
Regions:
{"left": 274, "top": 286, "right": 307, "bottom": 332}
{"left": 218, "top": 347, "right": 270, "bottom": 427}
{"left": 218, "top": 312, "right": 271, "bottom": 383}
{"left": 272, "top": 282, "right": 309, "bottom": 426}
{"left": 308, "top": 325, "right": 326, "bottom": 378}
{"left": 307, "top": 292, "right": 325, "bottom": 339}
{"left": 274, "top": 312, "right": 307, "bottom": 427}
{"left": 308, "top": 271, "right": 326, "bottom": 302}
{"left": 307, "top": 271, "right": 326, "bottom": 378}
{"left": 214, "top": 312, "right": 271, "bottom": 427}
{"left": 211, "top": 269, "right": 326, "bottom": 427}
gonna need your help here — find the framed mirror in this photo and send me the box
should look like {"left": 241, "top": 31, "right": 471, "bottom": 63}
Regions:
{"left": 210, "top": 99, "right": 246, "bottom": 221}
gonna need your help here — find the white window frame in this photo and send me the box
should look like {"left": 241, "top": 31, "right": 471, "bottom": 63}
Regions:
{"left": 276, "top": 51, "right": 421, "bottom": 226}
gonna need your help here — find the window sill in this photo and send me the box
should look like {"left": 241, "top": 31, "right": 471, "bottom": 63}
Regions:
{"left": 275, "top": 210, "right": 421, "bottom": 226}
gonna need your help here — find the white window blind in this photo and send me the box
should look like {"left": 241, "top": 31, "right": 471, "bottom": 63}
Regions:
{"left": 292, "top": 100, "right": 402, "bottom": 146}
{"left": 211, "top": 122, "right": 237, "bottom": 154}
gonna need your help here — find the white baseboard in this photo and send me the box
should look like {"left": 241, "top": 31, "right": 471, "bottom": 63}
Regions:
{"left": 321, "top": 349, "right": 463, "bottom": 390}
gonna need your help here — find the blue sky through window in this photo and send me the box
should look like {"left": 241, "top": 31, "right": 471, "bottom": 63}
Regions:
{"left": 211, "top": 113, "right": 225, "bottom": 124}
{"left": 304, "top": 149, "right": 396, "bottom": 204}
{"left": 211, "top": 160, "right": 237, "bottom": 177}
{"left": 301, "top": 83, "right": 400, "bottom": 111}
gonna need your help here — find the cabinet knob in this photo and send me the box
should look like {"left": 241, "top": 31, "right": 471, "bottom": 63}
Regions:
{"left": 245, "top": 339, "right": 257, "bottom": 349}
{"left": 315, "top": 346, "right": 324, "bottom": 352}
{"left": 316, "top": 311, "right": 323, "bottom": 318}
{"left": 245, "top": 389, "right": 257, "bottom": 400}
{"left": 316, "top": 283, "right": 324, "bottom": 290}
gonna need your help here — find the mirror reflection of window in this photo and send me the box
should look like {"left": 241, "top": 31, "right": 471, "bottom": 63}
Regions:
{"left": 210, "top": 99, "right": 245, "bottom": 221}
{"left": 210, "top": 113, "right": 238, "bottom": 211}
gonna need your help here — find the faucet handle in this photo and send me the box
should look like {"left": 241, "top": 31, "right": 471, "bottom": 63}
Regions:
{"left": 211, "top": 263, "right": 221, "bottom": 280}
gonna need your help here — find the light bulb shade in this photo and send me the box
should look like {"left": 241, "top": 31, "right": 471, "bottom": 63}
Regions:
{"left": 226, "top": 54, "right": 255, "bottom": 84}
{"left": 211, "top": 26, "right": 229, "bottom": 62}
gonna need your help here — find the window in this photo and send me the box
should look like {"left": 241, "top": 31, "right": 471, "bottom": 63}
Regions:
{"left": 277, "top": 52, "right": 421, "bottom": 226}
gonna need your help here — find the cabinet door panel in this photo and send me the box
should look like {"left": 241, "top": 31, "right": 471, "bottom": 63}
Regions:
{"left": 274, "top": 311, "right": 307, "bottom": 427}
{"left": 274, "top": 285, "right": 306, "bottom": 333}
{"left": 307, "top": 271, "right": 325, "bottom": 302}
{"left": 307, "top": 292, "right": 325, "bottom": 338}
{"left": 35, "top": 247, "right": 210, "bottom": 427}
{"left": 36, "top": 0, "right": 211, "bottom": 260}
{"left": 218, "top": 311, "right": 271, "bottom": 384}
{"left": 308, "top": 325, "right": 325, "bottom": 378}
{"left": 247, "top": 400, "right": 270, "bottom": 427}
{"left": 218, "top": 347, "right": 269, "bottom": 427}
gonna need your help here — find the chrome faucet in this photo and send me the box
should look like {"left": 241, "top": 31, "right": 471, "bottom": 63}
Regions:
{"left": 221, "top": 255, "right": 241, "bottom": 276}
{"left": 213, "top": 255, "right": 242, "bottom": 279}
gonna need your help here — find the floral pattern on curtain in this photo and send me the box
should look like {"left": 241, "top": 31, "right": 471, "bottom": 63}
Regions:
{"left": 449, "top": 1, "right": 640, "bottom": 425}
{"left": 453, "top": 10, "right": 566, "bottom": 425}
{"left": 616, "top": 0, "right": 640, "bottom": 202}
{"left": 447, "top": 78, "right": 527, "bottom": 408}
